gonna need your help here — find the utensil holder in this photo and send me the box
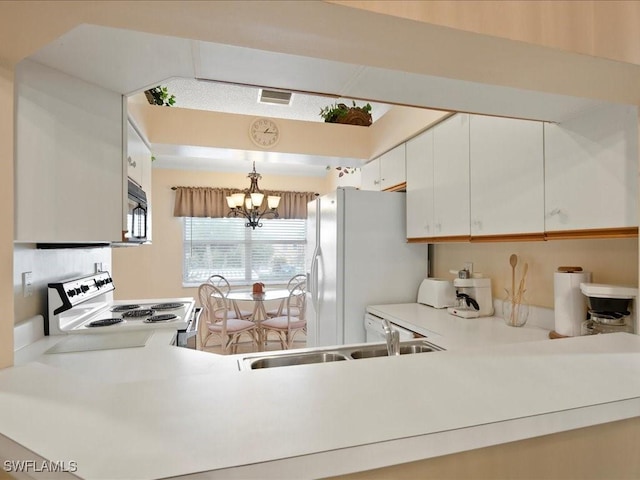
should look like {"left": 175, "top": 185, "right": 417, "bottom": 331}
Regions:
{"left": 502, "top": 290, "right": 529, "bottom": 327}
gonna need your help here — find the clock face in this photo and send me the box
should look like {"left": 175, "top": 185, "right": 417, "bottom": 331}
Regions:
{"left": 249, "top": 118, "right": 280, "bottom": 148}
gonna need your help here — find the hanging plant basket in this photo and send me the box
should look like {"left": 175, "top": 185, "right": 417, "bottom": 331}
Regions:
{"left": 320, "top": 102, "right": 372, "bottom": 127}
{"left": 144, "top": 86, "right": 176, "bottom": 107}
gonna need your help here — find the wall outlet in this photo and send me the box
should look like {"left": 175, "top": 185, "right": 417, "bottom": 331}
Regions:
{"left": 94, "top": 262, "right": 103, "bottom": 273}
{"left": 22, "top": 271, "right": 33, "bottom": 297}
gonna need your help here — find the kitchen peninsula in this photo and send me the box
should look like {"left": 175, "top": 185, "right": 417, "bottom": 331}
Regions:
{"left": 2, "top": 330, "right": 640, "bottom": 479}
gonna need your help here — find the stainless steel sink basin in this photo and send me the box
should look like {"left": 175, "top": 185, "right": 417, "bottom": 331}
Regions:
{"left": 239, "top": 339, "right": 443, "bottom": 370}
{"left": 349, "top": 343, "right": 437, "bottom": 359}
{"left": 248, "top": 352, "right": 349, "bottom": 369}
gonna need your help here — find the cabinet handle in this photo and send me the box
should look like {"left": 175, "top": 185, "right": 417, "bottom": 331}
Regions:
{"left": 547, "top": 208, "right": 562, "bottom": 217}
{"left": 373, "top": 180, "right": 380, "bottom": 185}
{"left": 128, "top": 156, "right": 137, "bottom": 168}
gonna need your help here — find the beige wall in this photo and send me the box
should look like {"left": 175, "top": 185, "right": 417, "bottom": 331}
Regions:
{"left": 433, "top": 238, "right": 638, "bottom": 309}
{"left": 111, "top": 168, "right": 329, "bottom": 301}
{"left": 133, "top": 101, "right": 448, "bottom": 163}
{"left": 0, "top": 64, "right": 14, "bottom": 368}
{"left": 330, "top": 0, "right": 640, "bottom": 67}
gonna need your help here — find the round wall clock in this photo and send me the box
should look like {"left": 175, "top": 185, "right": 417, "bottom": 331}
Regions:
{"left": 249, "top": 118, "right": 280, "bottom": 148}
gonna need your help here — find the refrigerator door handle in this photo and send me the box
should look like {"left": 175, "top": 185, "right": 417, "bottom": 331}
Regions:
{"left": 310, "top": 249, "right": 320, "bottom": 310}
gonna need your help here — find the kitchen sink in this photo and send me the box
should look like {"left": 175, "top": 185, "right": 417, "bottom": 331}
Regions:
{"left": 239, "top": 339, "right": 443, "bottom": 370}
{"left": 349, "top": 343, "right": 438, "bottom": 359}
{"left": 249, "top": 352, "right": 349, "bottom": 369}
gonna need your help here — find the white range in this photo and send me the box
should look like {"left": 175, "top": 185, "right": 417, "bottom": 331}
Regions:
{"left": 47, "top": 271, "right": 197, "bottom": 345}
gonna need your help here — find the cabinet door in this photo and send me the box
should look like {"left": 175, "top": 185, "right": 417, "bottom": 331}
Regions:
{"left": 469, "top": 115, "right": 544, "bottom": 236}
{"left": 433, "top": 113, "right": 470, "bottom": 237}
{"left": 360, "top": 157, "right": 381, "bottom": 191}
{"left": 127, "top": 120, "right": 153, "bottom": 242}
{"left": 544, "top": 104, "right": 638, "bottom": 232}
{"left": 406, "top": 129, "right": 434, "bottom": 238}
{"left": 15, "top": 60, "right": 123, "bottom": 242}
{"left": 127, "top": 122, "right": 145, "bottom": 186}
{"left": 380, "top": 143, "right": 406, "bottom": 190}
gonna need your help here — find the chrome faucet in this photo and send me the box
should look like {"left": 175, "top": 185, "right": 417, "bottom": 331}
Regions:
{"left": 382, "top": 318, "right": 400, "bottom": 356}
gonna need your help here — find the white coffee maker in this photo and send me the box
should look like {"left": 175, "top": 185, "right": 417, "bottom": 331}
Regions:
{"left": 447, "top": 277, "right": 494, "bottom": 318}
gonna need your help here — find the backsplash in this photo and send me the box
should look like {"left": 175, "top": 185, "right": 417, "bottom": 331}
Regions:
{"left": 13, "top": 243, "right": 111, "bottom": 325}
{"left": 433, "top": 237, "right": 638, "bottom": 309}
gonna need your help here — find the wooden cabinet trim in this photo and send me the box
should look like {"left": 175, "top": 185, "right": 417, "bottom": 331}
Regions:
{"left": 407, "top": 228, "right": 638, "bottom": 243}
{"left": 407, "top": 235, "right": 471, "bottom": 243}
{"left": 470, "top": 232, "right": 545, "bottom": 242}
{"left": 383, "top": 182, "right": 406, "bottom": 192}
{"left": 545, "top": 227, "right": 639, "bottom": 240}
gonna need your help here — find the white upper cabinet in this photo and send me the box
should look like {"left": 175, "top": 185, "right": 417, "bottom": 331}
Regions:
{"left": 360, "top": 157, "right": 381, "bottom": 191}
{"left": 544, "top": 104, "right": 638, "bottom": 232}
{"left": 127, "top": 122, "right": 145, "bottom": 187}
{"left": 361, "top": 144, "right": 406, "bottom": 192}
{"left": 15, "top": 60, "right": 124, "bottom": 243}
{"left": 127, "top": 120, "right": 153, "bottom": 243}
{"left": 469, "top": 115, "right": 544, "bottom": 236}
{"left": 433, "top": 113, "right": 470, "bottom": 237}
{"left": 127, "top": 121, "right": 152, "bottom": 193}
{"left": 406, "top": 129, "right": 434, "bottom": 238}
{"left": 379, "top": 143, "right": 406, "bottom": 190}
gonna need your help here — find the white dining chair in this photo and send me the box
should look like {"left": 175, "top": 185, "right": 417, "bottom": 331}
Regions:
{"left": 260, "top": 280, "right": 307, "bottom": 350}
{"left": 266, "top": 274, "right": 306, "bottom": 318}
{"left": 207, "top": 274, "right": 253, "bottom": 319}
{"left": 197, "top": 283, "right": 258, "bottom": 354}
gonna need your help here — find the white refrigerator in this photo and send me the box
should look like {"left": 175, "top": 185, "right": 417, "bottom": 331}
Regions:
{"left": 306, "top": 188, "right": 428, "bottom": 347}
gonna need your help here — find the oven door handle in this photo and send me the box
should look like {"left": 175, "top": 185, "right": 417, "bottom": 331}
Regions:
{"left": 187, "top": 307, "right": 201, "bottom": 335}
{"left": 176, "top": 307, "right": 202, "bottom": 347}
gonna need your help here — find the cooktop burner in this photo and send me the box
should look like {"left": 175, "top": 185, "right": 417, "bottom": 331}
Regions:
{"left": 122, "top": 309, "right": 155, "bottom": 318}
{"left": 111, "top": 304, "right": 141, "bottom": 312}
{"left": 87, "top": 318, "right": 123, "bottom": 327}
{"left": 145, "top": 314, "right": 177, "bottom": 323}
{"left": 150, "top": 303, "right": 184, "bottom": 310}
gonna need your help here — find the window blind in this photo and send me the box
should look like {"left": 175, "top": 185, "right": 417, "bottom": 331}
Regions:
{"left": 183, "top": 217, "right": 307, "bottom": 286}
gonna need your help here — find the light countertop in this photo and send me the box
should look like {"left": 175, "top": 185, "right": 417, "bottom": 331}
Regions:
{"left": 2, "top": 315, "right": 640, "bottom": 479}
{"left": 366, "top": 302, "right": 551, "bottom": 350}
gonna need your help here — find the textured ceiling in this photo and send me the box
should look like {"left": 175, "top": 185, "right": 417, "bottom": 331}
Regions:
{"left": 162, "top": 78, "right": 391, "bottom": 123}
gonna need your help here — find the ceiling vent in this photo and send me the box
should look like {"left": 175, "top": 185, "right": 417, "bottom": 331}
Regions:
{"left": 259, "top": 89, "right": 292, "bottom": 106}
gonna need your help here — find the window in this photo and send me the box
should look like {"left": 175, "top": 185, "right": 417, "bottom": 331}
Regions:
{"left": 183, "top": 217, "right": 307, "bottom": 286}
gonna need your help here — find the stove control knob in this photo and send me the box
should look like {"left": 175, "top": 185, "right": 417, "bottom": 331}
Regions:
{"left": 81, "top": 285, "right": 89, "bottom": 293}
{"left": 67, "top": 289, "right": 76, "bottom": 297}
{"left": 75, "top": 288, "right": 82, "bottom": 295}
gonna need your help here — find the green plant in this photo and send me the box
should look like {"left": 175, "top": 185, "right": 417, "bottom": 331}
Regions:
{"left": 144, "top": 86, "right": 176, "bottom": 107}
{"left": 319, "top": 101, "right": 372, "bottom": 124}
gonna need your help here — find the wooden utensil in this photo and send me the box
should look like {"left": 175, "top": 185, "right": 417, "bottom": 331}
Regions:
{"left": 515, "top": 263, "right": 528, "bottom": 304}
{"left": 509, "top": 254, "right": 518, "bottom": 300}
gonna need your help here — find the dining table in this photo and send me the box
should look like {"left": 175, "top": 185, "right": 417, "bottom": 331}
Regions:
{"left": 226, "top": 289, "right": 291, "bottom": 350}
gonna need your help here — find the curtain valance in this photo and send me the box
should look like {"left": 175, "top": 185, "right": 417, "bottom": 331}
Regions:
{"left": 173, "top": 187, "right": 317, "bottom": 219}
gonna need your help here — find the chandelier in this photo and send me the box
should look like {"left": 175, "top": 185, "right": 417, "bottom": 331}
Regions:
{"left": 226, "top": 162, "right": 280, "bottom": 229}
